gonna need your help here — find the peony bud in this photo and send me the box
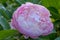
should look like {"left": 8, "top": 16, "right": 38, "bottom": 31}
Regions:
{"left": 11, "top": 2, "right": 53, "bottom": 39}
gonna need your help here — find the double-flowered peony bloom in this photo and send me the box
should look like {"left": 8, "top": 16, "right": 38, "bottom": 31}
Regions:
{"left": 11, "top": 2, "right": 53, "bottom": 39}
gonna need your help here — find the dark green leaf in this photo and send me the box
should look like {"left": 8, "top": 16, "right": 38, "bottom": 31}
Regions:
{"left": 39, "top": 33, "right": 57, "bottom": 40}
{"left": 54, "top": 20, "right": 60, "bottom": 31}
{"left": 0, "top": 15, "right": 10, "bottom": 30}
{"left": 0, "top": 4, "right": 12, "bottom": 20}
{"left": 48, "top": 7, "right": 60, "bottom": 20}
{"left": 0, "top": 25, "right": 3, "bottom": 31}
{"left": 29, "top": 0, "right": 40, "bottom": 4}
{"left": 15, "top": 0, "right": 25, "bottom": 5}
{"left": 25, "top": 0, "right": 41, "bottom": 4}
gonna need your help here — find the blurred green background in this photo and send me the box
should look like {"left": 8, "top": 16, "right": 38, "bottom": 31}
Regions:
{"left": 0, "top": 0, "right": 60, "bottom": 40}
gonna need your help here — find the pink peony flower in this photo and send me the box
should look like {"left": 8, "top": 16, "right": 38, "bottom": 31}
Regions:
{"left": 11, "top": 2, "right": 53, "bottom": 39}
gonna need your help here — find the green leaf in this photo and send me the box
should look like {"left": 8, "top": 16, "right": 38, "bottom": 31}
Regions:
{"left": 55, "top": 37, "right": 60, "bottom": 40}
{"left": 0, "top": 4, "right": 12, "bottom": 20}
{"left": 48, "top": 7, "right": 60, "bottom": 20}
{"left": 0, "top": 15, "right": 10, "bottom": 30}
{"left": 15, "top": 0, "right": 25, "bottom": 5}
{"left": 48, "top": 7, "right": 59, "bottom": 14}
{"left": 25, "top": 0, "right": 41, "bottom": 4}
{"left": 15, "top": 0, "right": 41, "bottom": 5}
{"left": 0, "top": 0, "right": 7, "bottom": 3}
{"left": 33, "top": 38, "right": 50, "bottom": 40}
{"left": 54, "top": 20, "right": 60, "bottom": 31}
{"left": 6, "top": 4, "right": 18, "bottom": 15}
{"left": 29, "top": 0, "right": 40, "bottom": 4}
{"left": 31, "top": 33, "right": 57, "bottom": 40}
{"left": 0, "top": 30, "right": 18, "bottom": 40}
{"left": 41, "top": 0, "right": 60, "bottom": 9}
{"left": 40, "top": 33, "right": 57, "bottom": 40}
{"left": 0, "top": 25, "right": 3, "bottom": 31}
{"left": 19, "top": 36, "right": 25, "bottom": 40}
